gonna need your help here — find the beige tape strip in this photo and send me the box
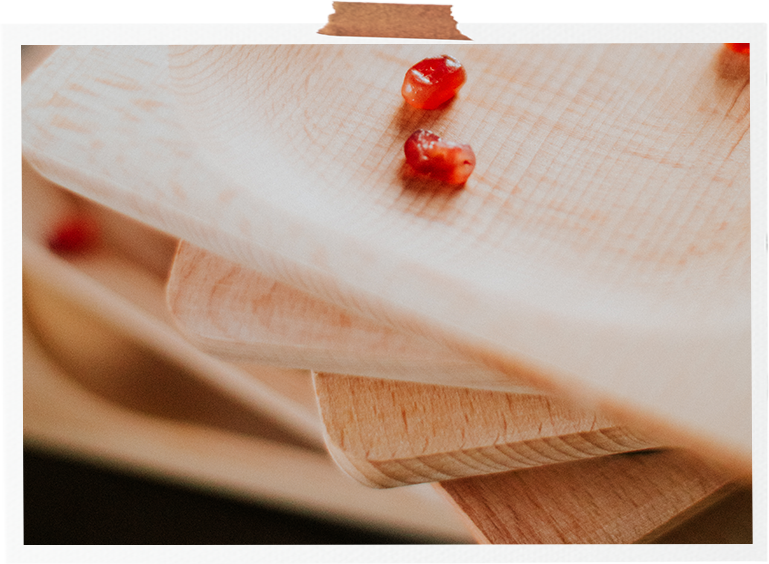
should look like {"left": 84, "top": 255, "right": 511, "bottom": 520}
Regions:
{"left": 318, "top": 2, "right": 470, "bottom": 40}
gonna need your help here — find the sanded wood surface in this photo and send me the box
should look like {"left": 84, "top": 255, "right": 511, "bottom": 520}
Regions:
{"left": 437, "top": 449, "right": 739, "bottom": 544}
{"left": 22, "top": 44, "right": 752, "bottom": 469}
{"left": 313, "top": 372, "right": 655, "bottom": 488}
{"left": 168, "top": 241, "right": 539, "bottom": 392}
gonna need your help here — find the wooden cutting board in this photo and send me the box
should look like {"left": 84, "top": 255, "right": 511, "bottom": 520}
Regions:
{"left": 167, "top": 241, "right": 540, "bottom": 392}
{"left": 313, "top": 372, "right": 656, "bottom": 487}
{"left": 167, "top": 241, "right": 659, "bottom": 485}
{"left": 310, "top": 370, "right": 746, "bottom": 543}
{"left": 436, "top": 449, "right": 739, "bottom": 544}
{"left": 163, "top": 242, "right": 747, "bottom": 542}
{"left": 165, "top": 239, "right": 750, "bottom": 543}
{"left": 22, "top": 44, "right": 752, "bottom": 470}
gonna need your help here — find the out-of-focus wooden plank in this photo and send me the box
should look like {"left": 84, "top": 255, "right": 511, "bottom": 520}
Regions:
{"left": 21, "top": 170, "right": 325, "bottom": 446}
{"left": 22, "top": 303, "right": 473, "bottom": 543}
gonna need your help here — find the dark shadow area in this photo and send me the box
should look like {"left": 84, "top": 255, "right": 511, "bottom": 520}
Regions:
{"left": 654, "top": 485, "right": 753, "bottom": 544}
{"left": 391, "top": 161, "right": 466, "bottom": 221}
{"left": 23, "top": 448, "right": 429, "bottom": 545}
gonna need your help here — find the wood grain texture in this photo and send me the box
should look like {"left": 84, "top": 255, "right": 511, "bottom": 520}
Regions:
{"left": 166, "top": 243, "right": 660, "bottom": 487}
{"left": 437, "top": 449, "right": 739, "bottom": 544}
{"left": 313, "top": 372, "right": 655, "bottom": 488}
{"left": 168, "top": 241, "right": 539, "bottom": 392}
{"left": 22, "top": 45, "right": 752, "bottom": 468}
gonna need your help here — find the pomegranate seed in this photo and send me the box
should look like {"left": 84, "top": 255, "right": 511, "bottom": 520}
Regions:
{"left": 47, "top": 214, "right": 100, "bottom": 254}
{"left": 404, "top": 129, "right": 476, "bottom": 185}
{"left": 725, "top": 43, "right": 750, "bottom": 55}
{"left": 402, "top": 55, "right": 467, "bottom": 110}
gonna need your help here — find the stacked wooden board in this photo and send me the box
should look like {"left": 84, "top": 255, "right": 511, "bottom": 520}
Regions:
{"left": 167, "top": 242, "right": 749, "bottom": 543}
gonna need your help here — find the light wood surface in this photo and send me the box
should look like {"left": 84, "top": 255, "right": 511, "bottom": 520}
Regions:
{"left": 168, "top": 243, "right": 661, "bottom": 486}
{"left": 166, "top": 241, "right": 749, "bottom": 543}
{"left": 313, "top": 372, "right": 655, "bottom": 488}
{"left": 311, "top": 370, "right": 750, "bottom": 543}
{"left": 437, "top": 449, "right": 739, "bottom": 544}
{"left": 22, "top": 44, "right": 752, "bottom": 470}
{"left": 167, "top": 241, "right": 750, "bottom": 544}
{"left": 168, "top": 241, "right": 539, "bottom": 392}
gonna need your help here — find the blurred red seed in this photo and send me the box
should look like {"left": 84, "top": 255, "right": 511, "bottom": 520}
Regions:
{"left": 725, "top": 43, "right": 750, "bottom": 55}
{"left": 47, "top": 214, "right": 100, "bottom": 254}
{"left": 402, "top": 55, "right": 467, "bottom": 110}
{"left": 404, "top": 129, "right": 476, "bottom": 185}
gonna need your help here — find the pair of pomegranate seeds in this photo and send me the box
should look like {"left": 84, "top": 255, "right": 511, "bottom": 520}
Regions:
{"left": 399, "top": 45, "right": 749, "bottom": 187}
{"left": 401, "top": 55, "right": 475, "bottom": 186}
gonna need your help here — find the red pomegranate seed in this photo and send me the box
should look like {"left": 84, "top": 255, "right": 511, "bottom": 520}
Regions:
{"left": 47, "top": 214, "right": 100, "bottom": 254}
{"left": 402, "top": 55, "right": 467, "bottom": 110}
{"left": 404, "top": 129, "right": 476, "bottom": 185}
{"left": 725, "top": 43, "right": 750, "bottom": 55}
